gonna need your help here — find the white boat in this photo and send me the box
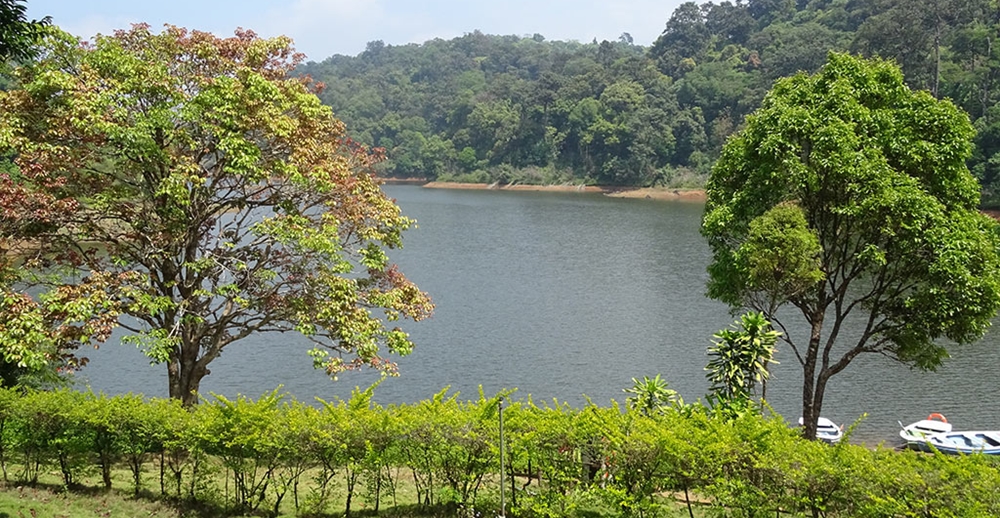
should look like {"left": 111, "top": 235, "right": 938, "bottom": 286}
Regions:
{"left": 899, "top": 413, "right": 952, "bottom": 447}
{"left": 925, "top": 430, "right": 1000, "bottom": 455}
{"left": 798, "top": 416, "right": 843, "bottom": 444}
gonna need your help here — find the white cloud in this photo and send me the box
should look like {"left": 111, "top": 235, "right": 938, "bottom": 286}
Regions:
{"left": 55, "top": 13, "right": 140, "bottom": 41}
{"left": 33, "top": 0, "right": 685, "bottom": 62}
{"left": 604, "top": 0, "right": 673, "bottom": 44}
{"left": 252, "top": 0, "right": 683, "bottom": 60}
{"left": 254, "top": 0, "right": 395, "bottom": 59}
{"left": 514, "top": 0, "right": 674, "bottom": 46}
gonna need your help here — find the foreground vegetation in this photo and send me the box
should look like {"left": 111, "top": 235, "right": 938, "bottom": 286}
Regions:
{"left": 1, "top": 386, "right": 999, "bottom": 517}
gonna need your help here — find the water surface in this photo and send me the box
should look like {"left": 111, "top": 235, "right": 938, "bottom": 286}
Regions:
{"left": 78, "top": 185, "right": 1000, "bottom": 445}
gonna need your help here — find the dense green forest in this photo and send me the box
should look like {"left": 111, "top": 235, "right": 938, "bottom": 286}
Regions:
{"left": 298, "top": 0, "right": 1000, "bottom": 202}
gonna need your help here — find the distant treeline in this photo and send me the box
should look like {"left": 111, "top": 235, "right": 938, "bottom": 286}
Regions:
{"left": 299, "top": 0, "right": 1000, "bottom": 201}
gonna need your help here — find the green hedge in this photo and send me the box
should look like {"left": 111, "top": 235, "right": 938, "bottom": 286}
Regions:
{"left": 1, "top": 386, "right": 999, "bottom": 517}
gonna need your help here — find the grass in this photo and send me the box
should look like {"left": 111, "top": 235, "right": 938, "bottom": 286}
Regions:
{"left": 0, "top": 484, "right": 184, "bottom": 517}
{"left": 0, "top": 459, "right": 717, "bottom": 517}
{"left": 0, "top": 462, "right": 505, "bottom": 518}
{"left": 0, "top": 482, "right": 456, "bottom": 518}
{"left": 0, "top": 481, "right": 714, "bottom": 518}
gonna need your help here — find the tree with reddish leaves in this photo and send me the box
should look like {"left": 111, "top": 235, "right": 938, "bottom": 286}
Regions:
{"left": 0, "top": 136, "right": 136, "bottom": 386}
{"left": 0, "top": 25, "right": 432, "bottom": 404}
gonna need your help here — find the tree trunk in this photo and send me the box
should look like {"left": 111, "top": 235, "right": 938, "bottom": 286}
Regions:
{"left": 810, "top": 370, "right": 832, "bottom": 440}
{"left": 167, "top": 349, "right": 209, "bottom": 407}
{"left": 982, "top": 35, "right": 993, "bottom": 120}
{"left": 101, "top": 452, "right": 112, "bottom": 490}
{"left": 932, "top": 2, "right": 941, "bottom": 98}
{"left": 801, "top": 309, "right": 825, "bottom": 441}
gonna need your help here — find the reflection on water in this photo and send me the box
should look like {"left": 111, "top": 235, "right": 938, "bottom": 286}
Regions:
{"left": 76, "top": 185, "right": 1000, "bottom": 445}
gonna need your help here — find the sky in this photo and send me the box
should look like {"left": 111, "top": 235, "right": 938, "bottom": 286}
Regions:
{"left": 26, "top": 0, "right": 685, "bottom": 63}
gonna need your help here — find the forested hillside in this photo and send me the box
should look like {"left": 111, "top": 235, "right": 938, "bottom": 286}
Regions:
{"left": 299, "top": 0, "right": 1000, "bottom": 202}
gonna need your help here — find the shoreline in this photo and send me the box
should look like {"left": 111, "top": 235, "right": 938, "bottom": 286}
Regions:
{"left": 416, "top": 181, "right": 707, "bottom": 201}
{"left": 386, "top": 181, "right": 1000, "bottom": 212}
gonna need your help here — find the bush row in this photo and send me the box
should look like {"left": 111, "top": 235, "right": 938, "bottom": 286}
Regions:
{"left": 1, "top": 386, "right": 1000, "bottom": 517}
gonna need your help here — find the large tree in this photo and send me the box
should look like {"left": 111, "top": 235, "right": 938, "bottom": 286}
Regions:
{"left": 0, "top": 2, "right": 113, "bottom": 388}
{"left": 701, "top": 52, "right": 1000, "bottom": 440}
{"left": 0, "top": 0, "right": 48, "bottom": 63}
{"left": 0, "top": 25, "right": 433, "bottom": 405}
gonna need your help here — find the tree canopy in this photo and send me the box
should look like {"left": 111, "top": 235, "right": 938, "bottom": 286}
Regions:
{"left": 0, "top": 0, "right": 48, "bottom": 63}
{"left": 0, "top": 0, "right": 88, "bottom": 388}
{"left": 297, "top": 0, "right": 1000, "bottom": 202}
{"left": 0, "top": 25, "right": 433, "bottom": 404}
{"left": 701, "top": 52, "right": 1000, "bottom": 439}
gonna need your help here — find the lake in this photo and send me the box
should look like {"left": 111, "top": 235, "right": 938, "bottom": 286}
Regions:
{"left": 77, "top": 184, "right": 1000, "bottom": 445}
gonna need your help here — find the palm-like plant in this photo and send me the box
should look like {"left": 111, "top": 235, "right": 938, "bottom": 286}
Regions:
{"left": 623, "top": 374, "right": 681, "bottom": 416}
{"left": 706, "top": 312, "right": 780, "bottom": 406}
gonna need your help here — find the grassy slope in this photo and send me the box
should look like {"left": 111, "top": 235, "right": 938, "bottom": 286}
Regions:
{"left": 0, "top": 466, "right": 482, "bottom": 518}
{"left": 0, "top": 485, "right": 181, "bottom": 518}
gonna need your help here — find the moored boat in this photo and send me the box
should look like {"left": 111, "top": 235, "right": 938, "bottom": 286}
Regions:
{"left": 798, "top": 416, "right": 844, "bottom": 444}
{"left": 899, "top": 413, "right": 952, "bottom": 448}
{"left": 925, "top": 430, "right": 1000, "bottom": 455}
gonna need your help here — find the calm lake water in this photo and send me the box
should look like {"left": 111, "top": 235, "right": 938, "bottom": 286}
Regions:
{"left": 77, "top": 185, "right": 1000, "bottom": 444}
